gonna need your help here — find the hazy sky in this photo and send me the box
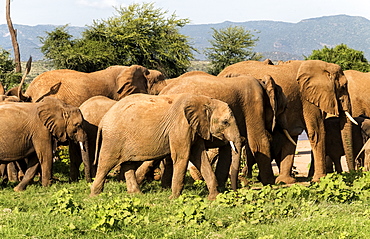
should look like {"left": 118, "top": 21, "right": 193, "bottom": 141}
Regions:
{"left": 1, "top": 0, "right": 370, "bottom": 26}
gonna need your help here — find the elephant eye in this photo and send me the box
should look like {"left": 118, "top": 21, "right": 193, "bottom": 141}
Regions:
{"left": 222, "top": 119, "right": 230, "bottom": 126}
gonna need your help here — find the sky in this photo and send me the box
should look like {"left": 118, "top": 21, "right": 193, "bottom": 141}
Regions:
{"left": 1, "top": 0, "right": 370, "bottom": 26}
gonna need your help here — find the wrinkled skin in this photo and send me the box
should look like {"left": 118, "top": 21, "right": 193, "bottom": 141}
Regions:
{"left": 158, "top": 72, "right": 288, "bottom": 187}
{"left": 309, "top": 116, "right": 370, "bottom": 174}
{"left": 69, "top": 96, "right": 117, "bottom": 182}
{"left": 345, "top": 70, "right": 370, "bottom": 117}
{"left": 20, "top": 65, "right": 164, "bottom": 107}
{"left": 90, "top": 93, "right": 241, "bottom": 200}
{"left": 218, "top": 60, "right": 354, "bottom": 183}
{"left": 0, "top": 97, "right": 88, "bottom": 191}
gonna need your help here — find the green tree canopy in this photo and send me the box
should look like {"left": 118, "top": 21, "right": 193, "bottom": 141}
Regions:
{"left": 0, "top": 48, "right": 22, "bottom": 90}
{"left": 204, "top": 26, "right": 262, "bottom": 75}
{"left": 305, "top": 44, "right": 370, "bottom": 72}
{"left": 39, "top": 3, "right": 195, "bottom": 78}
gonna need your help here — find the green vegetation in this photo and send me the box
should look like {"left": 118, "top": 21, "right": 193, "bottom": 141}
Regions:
{"left": 205, "top": 26, "right": 262, "bottom": 75}
{"left": 0, "top": 48, "right": 23, "bottom": 90}
{"left": 2, "top": 163, "right": 370, "bottom": 238}
{"left": 39, "top": 3, "right": 195, "bottom": 78}
{"left": 305, "top": 43, "right": 370, "bottom": 72}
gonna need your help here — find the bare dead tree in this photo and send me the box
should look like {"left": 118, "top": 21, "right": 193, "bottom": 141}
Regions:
{"left": 6, "top": 0, "right": 21, "bottom": 73}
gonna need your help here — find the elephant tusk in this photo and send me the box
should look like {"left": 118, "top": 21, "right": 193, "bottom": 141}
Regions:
{"left": 230, "top": 141, "right": 237, "bottom": 153}
{"left": 283, "top": 129, "right": 297, "bottom": 146}
{"left": 79, "top": 141, "right": 86, "bottom": 152}
{"left": 345, "top": 111, "right": 358, "bottom": 125}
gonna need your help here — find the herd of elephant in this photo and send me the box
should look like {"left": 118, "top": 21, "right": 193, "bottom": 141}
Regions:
{"left": 1, "top": 58, "right": 370, "bottom": 200}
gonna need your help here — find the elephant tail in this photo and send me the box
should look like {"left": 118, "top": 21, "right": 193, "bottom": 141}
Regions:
{"left": 94, "top": 126, "right": 103, "bottom": 166}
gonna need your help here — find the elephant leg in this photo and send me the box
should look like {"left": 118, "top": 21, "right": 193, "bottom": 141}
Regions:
{"left": 303, "top": 104, "right": 326, "bottom": 182}
{"left": 122, "top": 162, "right": 142, "bottom": 194}
{"left": 90, "top": 158, "right": 119, "bottom": 196}
{"left": 69, "top": 142, "right": 82, "bottom": 182}
{"left": 325, "top": 156, "right": 334, "bottom": 173}
{"left": 15, "top": 160, "right": 27, "bottom": 181}
{"left": 190, "top": 141, "right": 218, "bottom": 200}
{"left": 308, "top": 152, "right": 314, "bottom": 178}
{"left": 364, "top": 150, "right": 370, "bottom": 171}
{"left": 14, "top": 155, "right": 39, "bottom": 192}
{"left": 135, "top": 160, "right": 155, "bottom": 185}
{"left": 0, "top": 163, "right": 8, "bottom": 185}
{"left": 161, "top": 156, "right": 173, "bottom": 188}
{"left": 242, "top": 145, "right": 256, "bottom": 178}
{"left": 215, "top": 145, "right": 232, "bottom": 191}
{"left": 332, "top": 156, "right": 343, "bottom": 173}
{"left": 170, "top": 144, "right": 191, "bottom": 199}
{"left": 7, "top": 162, "right": 18, "bottom": 182}
{"left": 247, "top": 131, "right": 275, "bottom": 185}
{"left": 275, "top": 135, "right": 299, "bottom": 184}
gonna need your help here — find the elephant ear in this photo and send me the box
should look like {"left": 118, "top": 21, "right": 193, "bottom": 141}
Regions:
{"left": 259, "top": 75, "right": 277, "bottom": 131}
{"left": 184, "top": 98, "right": 212, "bottom": 140}
{"left": 116, "top": 65, "right": 150, "bottom": 98}
{"left": 37, "top": 97, "right": 68, "bottom": 142}
{"left": 297, "top": 60, "right": 339, "bottom": 116}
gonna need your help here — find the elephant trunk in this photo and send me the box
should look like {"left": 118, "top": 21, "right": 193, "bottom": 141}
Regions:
{"left": 223, "top": 124, "right": 242, "bottom": 191}
{"left": 74, "top": 129, "right": 92, "bottom": 182}
{"left": 340, "top": 111, "right": 355, "bottom": 171}
{"left": 80, "top": 140, "right": 92, "bottom": 182}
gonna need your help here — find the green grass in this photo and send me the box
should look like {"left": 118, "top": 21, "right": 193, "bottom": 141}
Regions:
{"left": 1, "top": 168, "right": 370, "bottom": 239}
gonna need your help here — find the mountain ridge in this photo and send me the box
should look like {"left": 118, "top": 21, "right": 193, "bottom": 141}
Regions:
{"left": 1, "top": 14, "right": 370, "bottom": 61}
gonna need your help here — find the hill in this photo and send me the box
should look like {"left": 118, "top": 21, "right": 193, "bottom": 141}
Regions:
{"left": 1, "top": 14, "right": 370, "bottom": 61}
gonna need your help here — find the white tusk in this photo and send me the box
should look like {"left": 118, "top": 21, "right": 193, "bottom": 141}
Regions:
{"left": 345, "top": 111, "right": 358, "bottom": 125}
{"left": 283, "top": 129, "right": 297, "bottom": 146}
{"left": 79, "top": 141, "right": 86, "bottom": 152}
{"left": 230, "top": 141, "right": 237, "bottom": 153}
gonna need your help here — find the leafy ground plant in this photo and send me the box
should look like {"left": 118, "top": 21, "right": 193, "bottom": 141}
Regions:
{"left": 0, "top": 170, "right": 370, "bottom": 238}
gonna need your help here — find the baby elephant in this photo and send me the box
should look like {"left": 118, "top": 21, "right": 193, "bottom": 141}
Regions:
{"left": 90, "top": 93, "right": 242, "bottom": 200}
{"left": 0, "top": 97, "right": 88, "bottom": 191}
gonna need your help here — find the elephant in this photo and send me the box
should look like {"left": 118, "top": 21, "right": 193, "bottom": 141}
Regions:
{"left": 218, "top": 60, "right": 355, "bottom": 184}
{"left": 0, "top": 97, "right": 88, "bottom": 191}
{"left": 18, "top": 65, "right": 164, "bottom": 107}
{"left": 344, "top": 70, "right": 370, "bottom": 117}
{"left": 308, "top": 116, "right": 370, "bottom": 175}
{"left": 158, "top": 71, "right": 292, "bottom": 187}
{"left": 90, "top": 93, "right": 242, "bottom": 200}
{"left": 69, "top": 96, "right": 117, "bottom": 182}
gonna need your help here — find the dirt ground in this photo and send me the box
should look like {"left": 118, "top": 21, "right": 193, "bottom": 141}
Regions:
{"left": 272, "top": 139, "right": 349, "bottom": 177}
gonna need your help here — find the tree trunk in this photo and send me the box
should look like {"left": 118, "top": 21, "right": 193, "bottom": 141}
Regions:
{"left": 6, "top": 0, "right": 21, "bottom": 73}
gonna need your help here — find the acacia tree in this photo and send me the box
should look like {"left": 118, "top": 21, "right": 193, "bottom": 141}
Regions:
{"left": 40, "top": 3, "right": 195, "bottom": 78}
{"left": 305, "top": 44, "right": 370, "bottom": 72}
{"left": 205, "top": 26, "right": 262, "bottom": 75}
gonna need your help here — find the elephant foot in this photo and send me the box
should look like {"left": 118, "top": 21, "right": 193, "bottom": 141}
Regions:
{"left": 275, "top": 175, "right": 296, "bottom": 184}
{"left": 312, "top": 173, "right": 326, "bottom": 183}
{"left": 14, "top": 185, "right": 26, "bottom": 192}
{"left": 89, "top": 192, "right": 99, "bottom": 197}
{"left": 207, "top": 192, "right": 219, "bottom": 201}
{"left": 169, "top": 193, "right": 181, "bottom": 200}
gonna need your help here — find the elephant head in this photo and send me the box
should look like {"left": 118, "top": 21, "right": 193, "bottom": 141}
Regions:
{"left": 183, "top": 95, "right": 242, "bottom": 189}
{"left": 37, "top": 97, "right": 87, "bottom": 144}
{"left": 115, "top": 65, "right": 151, "bottom": 99}
{"left": 297, "top": 60, "right": 356, "bottom": 170}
